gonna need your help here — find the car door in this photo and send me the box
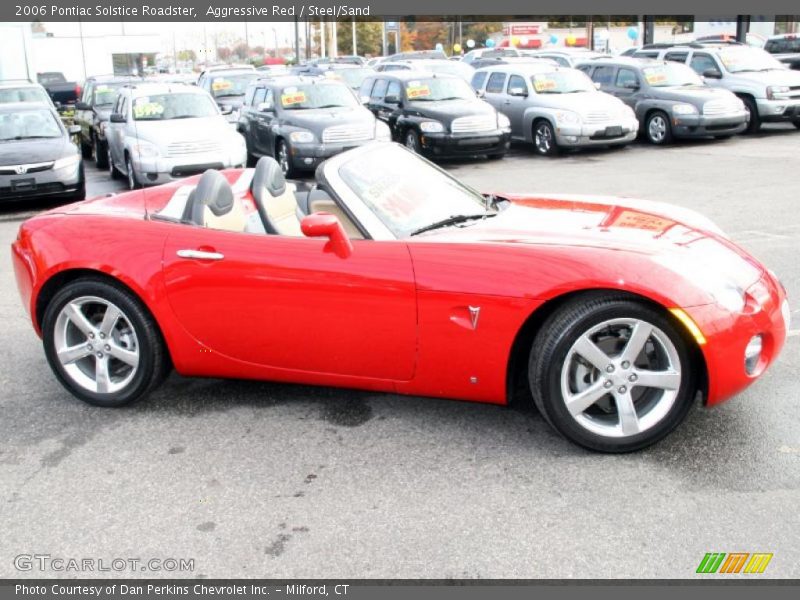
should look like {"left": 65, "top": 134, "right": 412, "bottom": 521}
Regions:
{"left": 379, "top": 80, "right": 404, "bottom": 134}
{"left": 503, "top": 74, "right": 530, "bottom": 135}
{"left": 367, "top": 78, "right": 389, "bottom": 119}
{"left": 107, "top": 93, "right": 127, "bottom": 169}
{"left": 612, "top": 67, "right": 641, "bottom": 107}
{"left": 76, "top": 82, "right": 93, "bottom": 143}
{"left": 589, "top": 65, "right": 616, "bottom": 92}
{"left": 249, "top": 87, "right": 273, "bottom": 155}
{"left": 482, "top": 71, "right": 508, "bottom": 113}
{"left": 161, "top": 227, "right": 418, "bottom": 381}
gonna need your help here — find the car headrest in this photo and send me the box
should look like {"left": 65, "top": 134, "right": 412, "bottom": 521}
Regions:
{"left": 189, "top": 169, "right": 234, "bottom": 224}
{"left": 251, "top": 156, "right": 286, "bottom": 204}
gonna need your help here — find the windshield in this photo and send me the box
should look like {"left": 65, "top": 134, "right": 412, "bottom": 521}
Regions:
{"left": 531, "top": 70, "right": 595, "bottom": 94}
{"left": 209, "top": 72, "right": 258, "bottom": 98}
{"left": 132, "top": 93, "right": 219, "bottom": 121}
{"left": 93, "top": 83, "right": 124, "bottom": 106}
{"left": 642, "top": 63, "right": 703, "bottom": 87}
{"left": 279, "top": 84, "right": 359, "bottom": 109}
{"left": 765, "top": 37, "right": 800, "bottom": 54}
{"left": 405, "top": 77, "right": 475, "bottom": 101}
{"left": 37, "top": 73, "right": 66, "bottom": 85}
{"left": 0, "top": 108, "right": 62, "bottom": 140}
{"left": 718, "top": 47, "right": 785, "bottom": 72}
{"left": 0, "top": 87, "right": 50, "bottom": 104}
{"left": 337, "top": 145, "right": 489, "bottom": 238}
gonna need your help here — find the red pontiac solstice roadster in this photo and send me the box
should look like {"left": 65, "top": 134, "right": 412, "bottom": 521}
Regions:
{"left": 11, "top": 143, "right": 789, "bottom": 452}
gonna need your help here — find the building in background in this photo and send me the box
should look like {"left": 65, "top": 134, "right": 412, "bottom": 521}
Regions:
{"left": 0, "top": 23, "right": 35, "bottom": 81}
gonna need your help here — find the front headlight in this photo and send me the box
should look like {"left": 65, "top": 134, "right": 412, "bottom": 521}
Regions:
{"left": 290, "top": 130, "right": 315, "bottom": 143}
{"left": 767, "top": 85, "right": 789, "bottom": 99}
{"left": 497, "top": 113, "right": 511, "bottom": 129}
{"left": 555, "top": 111, "right": 581, "bottom": 125}
{"left": 132, "top": 141, "right": 159, "bottom": 158}
{"left": 53, "top": 153, "right": 81, "bottom": 170}
{"left": 375, "top": 120, "right": 391, "bottom": 141}
{"left": 420, "top": 121, "right": 445, "bottom": 133}
{"left": 672, "top": 103, "right": 698, "bottom": 115}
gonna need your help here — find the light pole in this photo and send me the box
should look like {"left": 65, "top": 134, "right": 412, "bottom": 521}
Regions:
{"left": 352, "top": 19, "right": 357, "bottom": 55}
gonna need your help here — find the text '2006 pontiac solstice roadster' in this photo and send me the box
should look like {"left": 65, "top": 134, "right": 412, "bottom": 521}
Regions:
{"left": 11, "top": 142, "right": 789, "bottom": 452}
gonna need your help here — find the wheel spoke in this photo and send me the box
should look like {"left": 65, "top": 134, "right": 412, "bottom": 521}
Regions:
{"left": 107, "top": 342, "right": 139, "bottom": 368}
{"left": 64, "top": 302, "right": 95, "bottom": 336}
{"left": 95, "top": 356, "right": 111, "bottom": 393}
{"left": 615, "top": 392, "right": 641, "bottom": 435}
{"left": 634, "top": 369, "right": 680, "bottom": 391}
{"left": 572, "top": 334, "right": 612, "bottom": 372}
{"left": 565, "top": 380, "right": 609, "bottom": 416}
{"left": 57, "top": 344, "right": 91, "bottom": 365}
{"left": 99, "top": 305, "right": 122, "bottom": 336}
{"left": 621, "top": 321, "right": 653, "bottom": 364}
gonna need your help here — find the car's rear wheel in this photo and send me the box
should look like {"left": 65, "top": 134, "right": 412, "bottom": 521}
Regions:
{"left": 645, "top": 111, "right": 673, "bottom": 145}
{"left": 125, "top": 154, "right": 141, "bottom": 190}
{"left": 80, "top": 137, "right": 92, "bottom": 159}
{"left": 404, "top": 129, "right": 421, "bottom": 154}
{"left": 533, "top": 120, "right": 558, "bottom": 156}
{"left": 108, "top": 147, "right": 121, "bottom": 180}
{"left": 276, "top": 139, "right": 297, "bottom": 178}
{"left": 528, "top": 295, "right": 696, "bottom": 452}
{"left": 93, "top": 136, "right": 108, "bottom": 169}
{"left": 42, "top": 279, "right": 170, "bottom": 407}
{"left": 741, "top": 96, "right": 761, "bottom": 134}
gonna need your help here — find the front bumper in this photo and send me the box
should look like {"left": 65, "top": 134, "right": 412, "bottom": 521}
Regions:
{"left": 672, "top": 110, "right": 749, "bottom": 137}
{"left": 131, "top": 149, "right": 247, "bottom": 186}
{"left": 289, "top": 138, "right": 379, "bottom": 171}
{"left": 555, "top": 118, "right": 639, "bottom": 147}
{"left": 418, "top": 129, "right": 511, "bottom": 158}
{"left": 0, "top": 163, "right": 84, "bottom": 201}
{"left": 756, "top": 97, "right": 800, "bottom": 122}
{"left": 686, "top": 272, "right": 788, "bottom": 407}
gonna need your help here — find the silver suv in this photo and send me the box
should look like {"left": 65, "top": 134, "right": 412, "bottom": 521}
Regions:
{"left": 106, "top": 83, "right": 247, "bottom": 190}
{"left": 472, "top": 63, "right": 638, "bottom": 156}
{"left": 634, "top": 43, "right": 800, "bottom": 133}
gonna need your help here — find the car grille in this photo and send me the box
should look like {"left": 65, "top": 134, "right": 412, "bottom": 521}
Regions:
{"left": 0, "top": 161, "right": 54, "bottom": 175}
{"left": 584, "top": 111, "right": 615, "bottom": 124}
{"left": 703, "top": 98, "right": 742, "bottom": 116}
{"left": 322, "top": 125, "right": 374, "bottom": 144}
{"left": 165, "top": 140, "right": 222, "bottom": 157}
{"left": 450, "top": 115, "right": 496, "bottom": 134}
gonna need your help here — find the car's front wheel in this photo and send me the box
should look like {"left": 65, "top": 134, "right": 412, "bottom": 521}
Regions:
{"left": 42, "top": 278, "right": 170, "bottom": 407}
{"left": 93, "top": 136, "right": 108, "bottom": 169}
{"left": 528, "top": 295, "right": 696, "bottom": 452}
{"left": 125, "top": 154, "right": 141, "bottom": 190}
{"left": 741, "top": 96, "right": 761, "bottom": 134}
{"left": 276, "top": 139, "right": 297, "bottom": 178}
{"left": 645, "top": 111, "right": 673, "bottom": 145}
{"left": 533, "top": 120, "right": 558, "bottom": 156}
{"left": 404, "top": 129, "right": 421, "bottom": 154}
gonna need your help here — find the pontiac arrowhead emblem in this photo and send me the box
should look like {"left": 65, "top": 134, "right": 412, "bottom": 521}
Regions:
{"left": 468, "top": 306, "right": 481, "bottom": 329}
{"left": 15, "top": 165, "right": 28, "bottom": 175}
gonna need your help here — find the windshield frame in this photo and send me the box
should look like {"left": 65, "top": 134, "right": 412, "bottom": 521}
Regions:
{"left": 277, "top": 82, "right": 361, "bottom": 110}
{"left": 131, "top": 91, "right": 220, "bottom": 121}
{"left": 0, "top": 107, "right": 64, "bottom": 141}
{"left": 402, "top": 76, "right": 477, "bottom": 102}
{"left": 641, "top": 63, "right": 704, "bottom": 87}
{"left": 530, "top": 69, "right": 597, "bottom": 94}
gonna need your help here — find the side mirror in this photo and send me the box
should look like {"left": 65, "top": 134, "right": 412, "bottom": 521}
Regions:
{"left": 301, "top": 212, "right": 353, "bottom": 259}
{"left": 68, "top": 124, "right": 81, "bottom": 135}
{"left": 257, "top": 102, "right": 274, "bottom": 113}
{"left": 109, "top": 113, "right": 126, "bottom": 123}
{"left": 220, "top": 104, "right": 233, "bottom": 115}
{"left": 703, "top": 68, "right": 722, "bottom": 79}
{"left": 594, "top": 82, "right": 602, "bottom": 90}
{"left": 75, "top": 101, "right": 91, "bottom": 111}
{"left": 383, "top": 94, "right": 400, "bottom": 105}
{"left": 475, "top": 89, "right": 485, "bottom": 98}
{"left": 508, "top": 86, "right": 528, "bottom": 97}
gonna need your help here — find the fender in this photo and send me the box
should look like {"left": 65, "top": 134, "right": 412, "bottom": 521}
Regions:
{"left": 522, "top": 107, "right": 556, "bottom": 143}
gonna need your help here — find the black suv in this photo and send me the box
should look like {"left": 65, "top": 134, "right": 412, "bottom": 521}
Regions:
{"left": 359, "top": 71, "right": 511, "bottom": 160}
{"left": 74, "top": 75, "right": 140, "bottom": 168}
{"left": 238, "top": 76, "right": 385, "bottom": 177}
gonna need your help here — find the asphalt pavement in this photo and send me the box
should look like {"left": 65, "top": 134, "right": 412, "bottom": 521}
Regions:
{"left": 1, "top": 128, "right": 798, "bottom": 579}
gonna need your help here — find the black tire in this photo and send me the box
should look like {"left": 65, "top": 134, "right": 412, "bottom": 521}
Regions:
{"left": 125, "top": 154, "right": 141, "bottom": 190}
{"left": 93, "top": 136, "right": 108, "bottom": 169}
{"left": 276, "top": 139, "right": 298, "bottom": 178}
{"left": 645, "top": 110, "right": 673, "bottom": 145}
{"left": 108, "top": 147, "right": 121, "bottom": 180}
{"left": 404, "top": 129, "right": 421, "bottom": 154}
{"left": 528, "top": 294, "right": 696, "bottom": 453}
{"left": 793, "top": 121, "right": 800, "bottom": 130}
{"left": 80, "top": 137, "right": 92, "bottom": 159}
{"left": 713, "top": 135, "right": 733, "bottom": 140}
{"left": 532, "top": 120, "right": 559, "bottom": 156}
{"left": 42, "top": 278, "right": 170, "bottom": 407}
{"left": 71, "top": 180, "right": 86, "bottom": 202}
{"left": 741, "top": 96, "right": 761, "bottom": 134}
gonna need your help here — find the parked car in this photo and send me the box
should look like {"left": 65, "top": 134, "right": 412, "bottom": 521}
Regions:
{"left": 12, "top": 142, "right": 789, "bottom": 452}
{"left": 360, "top": 71, "right": 511, "bottom": 159}
{"left": 469, "top": 56, "right": 559, "bottom": 71}
{"left": 106, "top": 83, "right": 247, "bottom": 190}
{"left": 36, "top": 72, "right": 81, "bottom": 107}
{"left": 197, "top": 66, "right": 260, "bottom": 125}
{"left": 0, "top": 102, "right": 84, "bottom": 202}
{"left": 383, "top": 50, "right": 448, "bottom": 62}
{"left": 634, "top": 43, "right": 800, "bottom": 132}
{"left": 529, "top": 48, "right": 606, "bottom": 68}
{"left": 300, "top": 63, "right": 375, "bottom": 91}
{"left": 239, "top": 75, "right": 388, "bottom": 177}
{"left": 374, "top": 59, "right": 475, "bottom": 82}
{"left": 74, "top": 75, "right": 140, "bottom": 168}
{"left": 472, "top": 63, "right": 638, "bottom": 156}
{"left": 0, "top": 80, "right": 55, "bottom": 107}
{"left": 763, "top": 34, "right": 800, "bottom": 70}
{"left": 578, "top": 58, "right": 749, "bottom": 144}
{"left": 461, "top": 48, "right": 523, "bottom": 65}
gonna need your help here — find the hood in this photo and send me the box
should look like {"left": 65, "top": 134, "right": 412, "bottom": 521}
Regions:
{"left": 729, "top": 68, "right": 800, "bottom": 86}
{"left": 283, "top": 106, "right": 375, "bottom": 129}
{"left": 535, "top": 91, "right": 627, "bottom": 116}
{"left": 132, "top": 116, "right": 239, "bottom": 145}
{"left": 406, "top": 98, "right": 495, "bottom": 121}
{"left": 418, "top": 193, "right": 764, "bottom": 293}
{"left": 0, "top": 137, "right": 73, "bottom": 166}
{"left": 651, "top": 85, "right": 737, "bottom": 103}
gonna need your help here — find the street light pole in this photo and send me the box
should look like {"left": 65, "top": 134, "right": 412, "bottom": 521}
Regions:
{"left": 352, "top": 19, "right": 357, "bottom": 55}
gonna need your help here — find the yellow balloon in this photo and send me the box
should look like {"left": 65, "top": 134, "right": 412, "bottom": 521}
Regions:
{"left": 566, "top": 34, "right": 577, "bottom": 46}
{"left": 510, "top": 36, "right": 520, "bottom": 46}
{"left": 453, "top": 43, "right": 462, "bottom": 53}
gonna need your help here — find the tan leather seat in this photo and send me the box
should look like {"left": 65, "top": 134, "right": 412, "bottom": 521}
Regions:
{"left": 250, "top": 157, "right": 303, "bottom": 236}
{"left": 184, "top": 169, "right": 247, "bottom": 232}
{"left": 308, "top": 198, "right": 364, "bottom": 240}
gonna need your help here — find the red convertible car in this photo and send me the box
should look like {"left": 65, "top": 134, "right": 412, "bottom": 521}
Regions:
{"left": 11, "top": 143, "right": 789, "bottom": 452}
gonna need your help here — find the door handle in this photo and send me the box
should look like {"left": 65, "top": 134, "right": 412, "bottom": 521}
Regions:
{"left": 177, "top": 249, "right": 225, "bottom": 261}
{"left": 503, "top": 100, "right": 511, "bottom": 105}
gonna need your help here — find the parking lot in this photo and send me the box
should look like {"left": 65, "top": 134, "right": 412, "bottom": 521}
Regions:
{"left": 1, "top": 127, "right": 799, "bottom": 579}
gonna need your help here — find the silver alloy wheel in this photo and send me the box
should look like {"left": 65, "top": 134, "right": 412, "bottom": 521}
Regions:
{"left": 278, "top": 142, "right": 290, "bottom": 175}
{"left": 535, "top": 123, "right": 552, "bottom": 154}
{"left": 53, "top": 296, "right": 140, "bottom": 394}
{"left": 126, "top": 156, "right": 136, "bottom": 190}
{"left": 648, "top": 115, "right": 667, "bottom": 143}
{"left": 560, "top": 318, "right": 681, "bottom": 438}
{"left": 108, "top": 147, "right": 115, "bottom": 176}
{"left": 404, "top": 131, "right": 419, "bottom": 152}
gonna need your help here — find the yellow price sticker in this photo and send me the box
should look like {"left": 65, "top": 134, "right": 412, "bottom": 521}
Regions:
{"left": 281, "top": 91, "right": 307, "bottom": 106}
{"left": 533, "top": 78, "right": 557, "bottom": 92}
{"left": 211, "top": 79, "right": 232, "bottom": 91}
{"left": 132, "top": 101, "right": 164, "bottom": 118}
{"left": 406, "top": 85, "right": 431, "bottom": 99}
{"left": 645, "top": 72, "right": 667, "bottom": 85}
